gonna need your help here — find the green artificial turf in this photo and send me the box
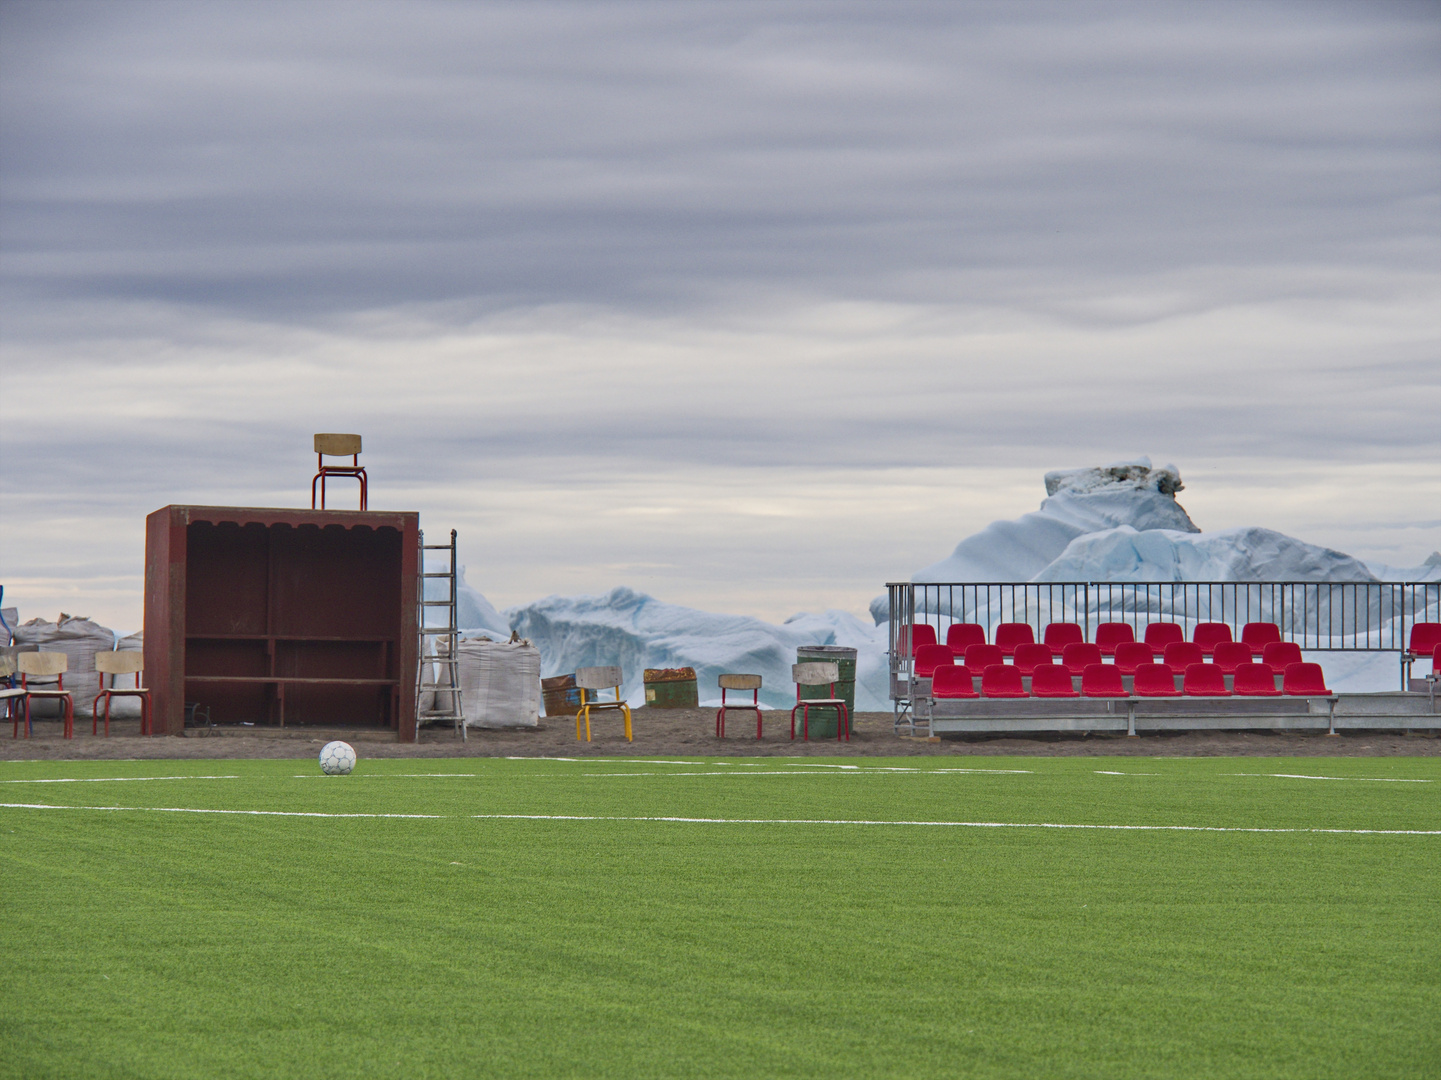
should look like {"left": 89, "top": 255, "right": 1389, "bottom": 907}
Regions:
{"left": 1, "top": 755, "right": 1438, "bottom": 1079}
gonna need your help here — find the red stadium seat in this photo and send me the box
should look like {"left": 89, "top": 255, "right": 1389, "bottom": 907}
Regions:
{"left": 1182, "top": 663, "right": 1230, "bottom": 696}
{"left": 1408, "top": 623, "right": 1441, "bottom": 655}
{"left": 1162, "top": 641, "right": 1204, "bottom": 670}
{"left": 931, "top": 665, "right": 979, "bottom": 698}
{"left": 980, "top": 664, "right": 1027, "bottom": 698}
{"left": 1060, "top": 643, "right": 1103, "bottom": 675}
{"left": 1011, "top": 642, "right": 1056, "bottom": 675}
{"left": 1133, "top": 663, "right": 1180, "bottom": 697}
{"left": 1282, "top": 663, "right": 1331, "bottom": 696}
{"left": 1112, "top": 641, "right": 1156, "bottom": 675}
{"left": 1031, "top": 665, "right": 1079, "bottom": 698}
{"left": 1043, "top": 622, "right": 1085, "bottom": 650}
{"left": 1094, "top": 622, "right": 1135, "bottom": 656}
{"left": 1233, "top": 662, "right": 1281, "bottom": 696}
{"left": 945, "top": 623, "right": 987, "bottom": 652}
{"left": 899, "top": 624, "right": 938, "bottom": 656}
{"left": 1261, "top": 641, "right": 1303, "bottom": 669}
{"left": 1143, "top": 622, "right": 1185, "bottom": 649}
{"left": 964, "top": 644, "right": 1004, "bottom": 670}
{"left": 994, "top": 623, "right": 1035, "bottom": 657}
{"left": 1080, "top": 664, "right": 1127, "bottom": 698}
{"left": 1211, "top": 641, "right": 1254, "bottom": 674}
{"left": 1432, "top": 644, "right": 1441, "bottom": 676}
{"left": 1192, "top": 622, "right": 1232, "bottom": 656}
{"left": 913, "top": 644, "right": 955, "bottom": 678}
{"left": 1241, "top": 622, "right": 1281, "bottom": 650}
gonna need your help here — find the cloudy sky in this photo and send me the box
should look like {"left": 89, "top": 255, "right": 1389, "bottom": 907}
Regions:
{"left": 2, "top": 0, "right": 1438, "bottom": 632}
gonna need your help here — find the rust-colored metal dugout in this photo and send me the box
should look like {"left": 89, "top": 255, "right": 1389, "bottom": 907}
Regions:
{"left": 144, "top": 506, "right": 420, "bottom": 739}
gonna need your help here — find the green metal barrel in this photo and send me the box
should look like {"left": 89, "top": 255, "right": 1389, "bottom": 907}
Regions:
{"left": 795, "top": 645, "right": 857, "bottom": 738}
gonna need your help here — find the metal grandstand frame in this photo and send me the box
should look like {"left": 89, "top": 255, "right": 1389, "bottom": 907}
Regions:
{"left": 886, "top": 580, "right": 1441, "bottom": 729}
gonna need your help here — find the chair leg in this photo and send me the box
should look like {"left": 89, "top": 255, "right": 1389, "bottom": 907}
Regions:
{"left": 64, "top": 697, "right": 74, "bottom": 739}
{"left": 802, "top": 704, "right": 809, "bottom": 741}
{"left": 839, "top": 704, "right": 849, "bottom": 741}
{"left": 755, "top": 707, "right": 763, "bottom": 740}
{"left": 622, "top": 705, "right": 632, "bottom": 742}
{"left": 789, "top": 706, "right": 798, "bottom": 740}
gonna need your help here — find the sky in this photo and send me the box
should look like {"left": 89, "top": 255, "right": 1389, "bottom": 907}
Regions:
{"left": 1, "top": 0, "right": 1438, "bottom": 634}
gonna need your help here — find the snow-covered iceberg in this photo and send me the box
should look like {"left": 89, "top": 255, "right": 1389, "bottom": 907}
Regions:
{"left": 506, "top": 587, "right": 889, "bottom": 711}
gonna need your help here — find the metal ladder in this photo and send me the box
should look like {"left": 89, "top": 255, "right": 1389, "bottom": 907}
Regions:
{"left": 416, "top": 529, "right": 465, "bottom": 741}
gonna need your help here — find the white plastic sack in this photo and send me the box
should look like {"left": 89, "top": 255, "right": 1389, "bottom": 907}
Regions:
{"left": 13, "top": 614, "right": 119, "bottom": 718}
{"left": 456, "top": 639, "right": 541, "bottom": 729}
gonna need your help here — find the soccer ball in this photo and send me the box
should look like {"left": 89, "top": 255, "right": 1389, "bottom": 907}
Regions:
{"left": 319, "top": 741, "right": 357, "bottom": 776}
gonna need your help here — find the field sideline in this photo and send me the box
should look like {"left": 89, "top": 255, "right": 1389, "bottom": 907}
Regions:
{"left": 2, "top": 755, "right": 1438, "bottom": 1078}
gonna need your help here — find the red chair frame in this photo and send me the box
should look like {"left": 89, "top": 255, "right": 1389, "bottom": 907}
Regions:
{"left": 715, "top": 674, "right": 763, "bottom": 739}
{"left": 790, "top": 663, "right": 850, "bottom": 742}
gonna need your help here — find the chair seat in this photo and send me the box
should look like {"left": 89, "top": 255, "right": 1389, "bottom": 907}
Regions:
{"left": 0, "top": 687, "right": 26, "bottom": 699}
{"left": 799, "top": 697, "right": 847, "bottom": 706}
{"left": 24, "top": 688, "right": 72, "bottom": 697}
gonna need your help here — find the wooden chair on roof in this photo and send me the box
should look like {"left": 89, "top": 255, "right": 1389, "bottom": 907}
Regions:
{"left": 93, "top": 651, "right": 150, "bottom": 736}
{"left": 575, "top": 665, "right": 632, "bottom": 742}
{"left": 19, "top": 651, "right": 74, "bottom": 739}
{"left": 311, "top": 433, "right": 368, "bottom": 510}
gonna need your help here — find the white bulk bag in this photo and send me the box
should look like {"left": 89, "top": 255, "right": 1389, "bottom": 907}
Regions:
{"left": 457, "top": 639, "right": 541, "bottom": 729}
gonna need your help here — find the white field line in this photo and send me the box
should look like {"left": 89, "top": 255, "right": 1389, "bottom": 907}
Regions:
{"left": 1225, "top": 774, "right": 1433, "bottom": 782}
{"left": 290, "top": 773, "right": 479, "bottom": 779}
{"left": 578, "top": 767, "right": 1034, "bottom": 777}
{"left": 0, "top": 776, "right": 240, "bottom": 784}
{"left": 2, "top": 802, "right": 1436, "bottom": 835}
{"left": 1095, "top": 771, "right": 1159, "bottom": 776}
{"left": 0, "top": 803, "right": 444, "bottom": 818}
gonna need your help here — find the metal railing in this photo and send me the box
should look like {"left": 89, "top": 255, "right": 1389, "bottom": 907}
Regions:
{"left": 886, "top": 581, "right": 1440, "bottom": 693}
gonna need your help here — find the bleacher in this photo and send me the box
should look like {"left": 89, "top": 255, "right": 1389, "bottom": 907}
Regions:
{"left": 897, "top": 618, "right": 1441, "bottom": 737}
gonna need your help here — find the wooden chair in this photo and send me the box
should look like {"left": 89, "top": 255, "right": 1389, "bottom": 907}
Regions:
{"left": 716, "top": 673, "right": 763, "bottom": 738}
{"left": 575, "top": 665, "right": 632, "bottom": 742}
{"left": 790, "top": 662, "right": 850, "bottom": 741}
{"left": 1, "top": 653, "right": 29, "bottom": 738}
{"left": 93, "top": 651, "right": 150, "bottom": 736}
{"left": 311, "top": 433, "right": 368, "bottom": 510}
{"left": 19, "top": 651, "right": 74, "bottom": 738}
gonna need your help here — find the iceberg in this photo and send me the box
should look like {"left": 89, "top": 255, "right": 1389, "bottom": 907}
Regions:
{"left": 505, "top": 587, "right": 890, "bottom": 711}
{"left": 452, "top": 460, "right": 1431, "bottom": 703}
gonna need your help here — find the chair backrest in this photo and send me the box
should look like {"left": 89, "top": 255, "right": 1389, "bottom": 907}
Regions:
{"left": 1232, "top": 662, "right": 1280, "bottom": 696}
{"left": 19, "top": 651, "right": 68, "bottom": 676}
{"left": 1010, "top": 642, "right": 1054, "bottom": 674}
{"left": 913, "top": 644, "right": 955, "bottom": 678}
{"left": 1163, "top": 641, "right": 1204, "bottom": 669}
{"left": 1282, "top": 662, "right": 1330, "bottom": 695}
{"left": 994, "top": 623, "right": 1034, "bottom": 656}
{"left": 1133, "top": 663, "right": 1180, "bottom": 696}
{"left": 1143, "top": 622, "right": 1184, "bottom": 649}
{"left": 898, "top": 624, "right": 938, "bottom": 656}
{"left": 1094, "top": 622, "right": 1135, "bottom": 655}
{"left": 1042, "top": 622, "right": 1084, "bottom": 649}
{"left": 1210, "top": 641, "right": 1253, "bottom": 674}
{"left": 1030, "top": 665, "right": 1078, "bottom": 697}
{"left": 1112, "top": 641, "right": 1155, "bottom": 674}
{"left": 718, "top": 673, "right": 761, "bottom": 690}
{"left": 315, "top": 433, "right": 362, "bottom": 457}
{"left": 0, "top": 654, "right": 13, "bottom": 678}
{"left": 1079, "top": 663, "right": 1125, "bottom": 697}
{"left": 1192, "top": 622, "right": 1232, "bottom": 654}
{"left": 96, "top": 651, "right": 144, "bottom": 675}
{"left": 980, "top": 663, "right": 1025, "bottom": 697}
{"left": 1182, "top": 662, "right": 1229, "bottom": 696}
{"left": 1060, "top": 643, "right": 1102, "bottom": 672}
{"left": 945, "top": 623, "right": 986, "bottom": 652}
{"left": 963, "top": 644, "right": 1004, "bottom": 670}
{"left": 1240, "top": 622, "right": 1281, "bottom": 649}
{"left": 1262, "top": 641, "right": 1304, "bottom": 669}
{"left": 575, "top": 665, "right": 623, "bottom": 690}
{"left": 793, "top": 662, "right": 839, "bottom": 686}
{"left": 931, "top": 665, "right": 978, "bottom": 698}
{"left": 1409, "top": 622, "right": 1441, "bottom": 654}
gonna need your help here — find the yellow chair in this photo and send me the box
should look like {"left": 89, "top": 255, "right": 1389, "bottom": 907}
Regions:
{"left": 1, "top": 653, "right": 29, "bottom": 738}
{"left": 575, "top": 665, "right": 632, "bottom": 742}
{"left": 311, "top": 433, "right": 368, "bottom": 510}
{"left": 19, "top": 651, "right": 74, "bottom": 739}
{"left": 93, "top": 651, "right": 150, "bottom": 737}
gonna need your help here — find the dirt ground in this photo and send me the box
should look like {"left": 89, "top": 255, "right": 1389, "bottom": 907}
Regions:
{"left": 2, "top": 708, "right": 1438, "bottom": 760}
